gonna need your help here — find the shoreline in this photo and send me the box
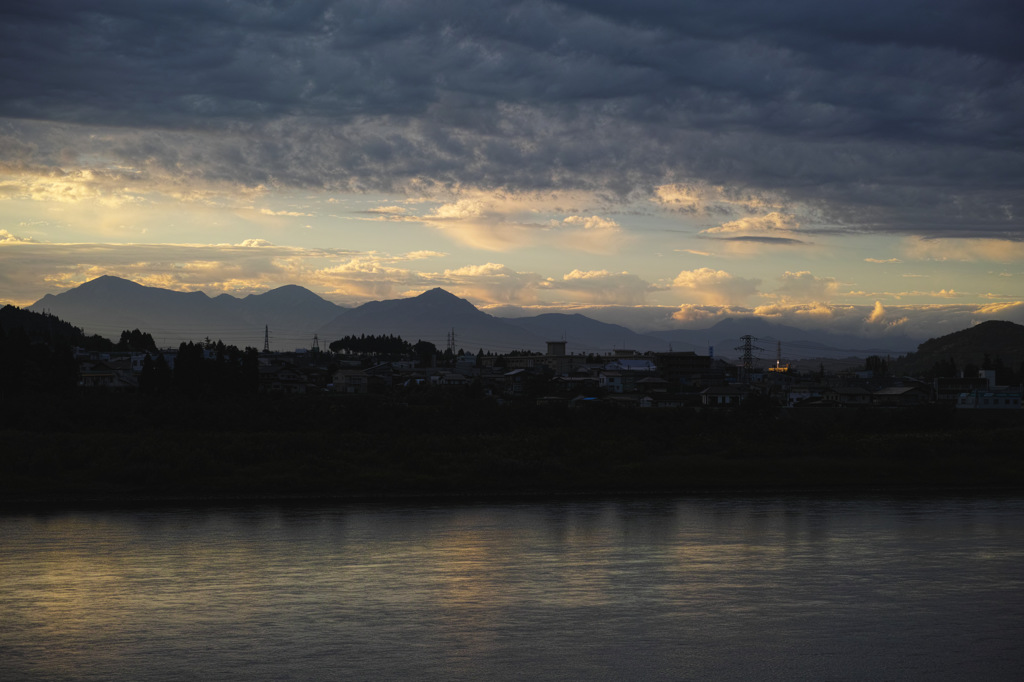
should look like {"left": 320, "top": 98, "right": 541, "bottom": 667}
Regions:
{"left": 5, "top": 395, "right": 1023, "bottom": 510}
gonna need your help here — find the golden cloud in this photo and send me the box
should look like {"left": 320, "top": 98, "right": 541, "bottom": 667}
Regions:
{"left": 701, "top": 211, "right": 800, "bottom": 235}
{"left": 672, "top": 267, "right": 761, "bottom": 305}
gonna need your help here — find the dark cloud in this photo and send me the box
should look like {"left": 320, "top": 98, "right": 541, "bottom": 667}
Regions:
{"left": 1, "top": 0, "right": 1021, "bottom": 237}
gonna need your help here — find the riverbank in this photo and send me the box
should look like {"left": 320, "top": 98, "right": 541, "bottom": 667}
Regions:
{"left": 3, "top": 394, "right": 1022, "bottom": 506}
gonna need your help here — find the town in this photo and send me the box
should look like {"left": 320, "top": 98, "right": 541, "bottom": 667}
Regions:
{"left": 4, "top": 307, "right": 1024, "bottom": 500}
{"left": 66, "top": 331, "right": 1024, "bottom": 412}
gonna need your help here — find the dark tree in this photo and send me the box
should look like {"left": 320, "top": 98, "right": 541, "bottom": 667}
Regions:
{"left": 117, "top": 329, "right": 158, "bottom": 353}
{"left": 329, "top": 333, "right": 414, "bottom": 357}
{"left": 865, "top": 355, "right": 889, "bottom": 378}
{"left": 413, "top": 340, "right": 437, "bottom": 367}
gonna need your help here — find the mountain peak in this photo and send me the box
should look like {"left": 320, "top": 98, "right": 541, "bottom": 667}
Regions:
{"left": 408, "top": 288, "right": 481, "bottom": 313}
{"left": 416, "top": 288, "right": 461, "bottom": 300}
{"left": 246, "top": 284, "right": 324, "bottom": 302}
{"left": 79, "top": 275, "right": 142, "bottom": 290}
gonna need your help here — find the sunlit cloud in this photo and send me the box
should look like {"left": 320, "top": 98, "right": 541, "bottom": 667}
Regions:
{"left": 696, "top": 212, "right": 812, "bottom": 252}
{"left": 259, "top": 208, "right": 313, "bottom": 217}
{"left": 673, "top": 267, "right": 761, "bottom": 306}
{"left": 667, "top": 300, "right": 1019, "bottom": 340}
{"left": 863, "top": 300, "right": 909, "bottom": 329}
{"left": 366, "top": 205, "right": 409, "bottom": 215}
{"left": 0, "top": 229, "right": 36, "bottom": 243}
{"left": 701, "top": 212, "right": 800, "bottom": 236}
{"left": 561, "top": 215, "right": 619, "bottom": 231}
{"left": 753, "top": 301, "right": 838, "bottom": 322}
{"left": 865, "top": 257, "right": 902, "bottom": 264}
{"left": 671, "top": 303, "right": 753, "bottom": 325}
{"left": 553, "top": 215, "right": 627, "bottom": 254}
{"left": 313, "top": 255, "right": 432, "bottom": 301}
{"left": 435, "top": 263, "right": 546, "bottom": 304}
{"left": 653, "top": 183, "right": 785, "bottom": 215}
{"left": 903, "top": 237, "right": 1024, "bottom": 263}
{"left": 399, "top": 250, "right": 447, "bottom": 261}
{"left": 0, "top": 148, "right": 266, "bottom": 210}
{"left": 867, "top": 300, "right": 887, "bottom": 324}
{"left": 391, "top": 190, "right": 629, "bottom": 253}
{"left": 553, "top": 269, "right": 653, "bottom": 305}
{"left": 2, "top": 168, "right": 146, "bottom": 207}
{"left": 770, "top": 271, "right": 839, "bottom": 304}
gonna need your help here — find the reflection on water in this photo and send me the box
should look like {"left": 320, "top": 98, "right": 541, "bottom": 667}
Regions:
{"left": 2, "top": 497, "right": 1023, "bottom": 680}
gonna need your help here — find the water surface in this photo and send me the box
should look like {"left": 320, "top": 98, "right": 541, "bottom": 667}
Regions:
{"left": 2, "top": 496, "right": 1022, "bottom": 680}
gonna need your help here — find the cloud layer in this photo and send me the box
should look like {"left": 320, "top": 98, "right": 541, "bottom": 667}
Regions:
{"left": 1, "top": 0, "right": 1021, "bottom": 239}
{"left": 1, "top": 1, "right": 1022, "bottom": 343}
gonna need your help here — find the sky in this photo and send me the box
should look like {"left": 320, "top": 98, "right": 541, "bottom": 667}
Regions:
{"left": 1, "top": 0, "right": 1022, "bottom": 340}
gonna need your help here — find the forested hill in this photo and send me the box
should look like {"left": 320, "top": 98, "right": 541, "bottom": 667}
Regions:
{"left": 894, "top": 320, "right": 1024, "bottom": 378}
{"left": 0, "top": 305, "right": 111, "bottom": 350}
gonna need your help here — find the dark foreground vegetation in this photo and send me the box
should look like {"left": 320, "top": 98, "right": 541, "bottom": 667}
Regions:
{"left": 2, "top": 390, "right": 1022, "bottom": 507}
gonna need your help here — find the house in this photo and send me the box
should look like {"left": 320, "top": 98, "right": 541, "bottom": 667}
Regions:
{"left": 260, "top": 364, "right": 312, "bottom": 394}
{"left": 872, "top": 385, "right": 931, "bottom": 407}
{"left": 599, "top": 371, "right": 625, "bottom": 394}
{"left": 332, "top": 369, "right": 370, "bottom": 394}
{"left": 652, "top": 351, "right": 712, "bottom": 388}
{"left": 549, "top": 375, "right": 600, "bottom": 395}
{"left": 78, "top": 359, "right": 137, "bottom": 390}
{"left": 700, "top": 385, "right": 749, "bottom": 407}
{"left": 501, "top": 368, "right": 531, "bottom": 396}
{"left": 636, "top": 377, "right": 670, "bottom": 394}
{"left": 785, "top": 383, "right": 827, "bottom": 407}
{"left": 956, "top": 387, "right": 1022, "bottom": 410}
{"left": 934, "top": 376, "right": 989, "bottom": 404}
{"left": 604, "top": 357, "right": 657, "bottom": 373}
{"left": 822, "top": 386, "right": 872, "bottom": 407}
{"left": 438, "top": 372, "right": 469, "bottom": 387}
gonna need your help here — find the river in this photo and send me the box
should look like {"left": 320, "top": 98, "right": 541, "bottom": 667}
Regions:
{"left": 2, "top": 495, "right": 1022, "bottom": 680}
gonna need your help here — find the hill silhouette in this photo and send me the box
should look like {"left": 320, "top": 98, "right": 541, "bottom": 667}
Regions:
{"left": 894, "top": 320, "right": 1024, "bottom": 377}
{"left": 0, "top": 305, "right": 112, "bottom": 350}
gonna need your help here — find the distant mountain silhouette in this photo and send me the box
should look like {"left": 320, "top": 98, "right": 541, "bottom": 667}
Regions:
{"left": 649, "top": 317, "right": 920, "bottom": 362}
{"left": 318, "top": 288, "right": 545, "bottom": 353}
{"left": 30, "top": 276, "right": 345, "bottom": 349}
{"left": 894, "top": 320, "right": 1024, "bottom": 376}
{"left": 29, "top": 277, "right": 928, "bottom": 357}
{"left": 502, "top": 313, "right": 671, "bottom": 353}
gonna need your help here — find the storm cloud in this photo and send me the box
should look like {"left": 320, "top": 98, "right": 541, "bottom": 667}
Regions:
{"left": 2, "top": 0, "right": 1022, "bottom": 238}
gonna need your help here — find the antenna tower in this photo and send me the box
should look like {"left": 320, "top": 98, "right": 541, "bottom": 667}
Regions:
{"left": 312, "top": 333, "right": 320, "bottom": 353}
{"left": 447, "top": 328, "right": 456, "bottom": 353}
{"left": 263, "top": 324, "right": 270, "bottom": 353}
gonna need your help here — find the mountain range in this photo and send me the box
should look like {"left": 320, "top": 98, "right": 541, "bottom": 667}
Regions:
{"left": 28, "top": 276, "right": 922, "bottom": 361}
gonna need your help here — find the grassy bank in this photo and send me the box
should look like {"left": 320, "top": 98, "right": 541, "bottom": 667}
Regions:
{"left": 3, "top": 394, "right": 1022, "bottom": 504}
